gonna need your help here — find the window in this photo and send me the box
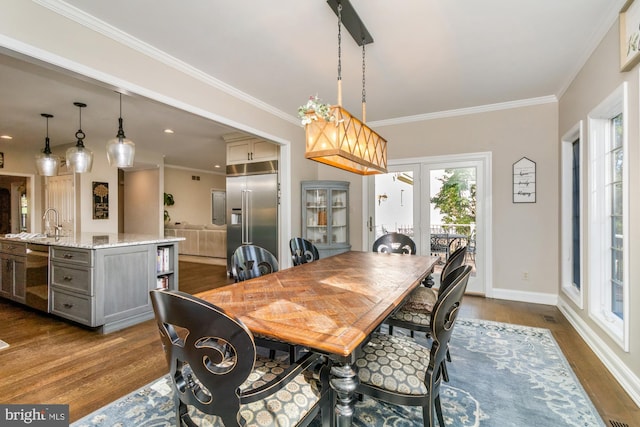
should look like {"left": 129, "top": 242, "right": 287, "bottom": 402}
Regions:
{"left": 561, "top": 122, "right": 583, "bottom": 307}
{"left": 571, "top": 140, "right": 581, "bottom": 289}
{"left": 587, "top": 83, "right": 629, "bottom": 351}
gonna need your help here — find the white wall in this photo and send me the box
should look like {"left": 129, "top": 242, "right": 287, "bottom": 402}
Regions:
{"left": 558, "top": 22, "right": 640, "bottom": 403}
{"left": 163, "top": 166, "right": 225, "bottom": 225}
{"left": 123, "top": 168, "right": 159, "bottom": 235}
{"left": 372, "top": 103, "right": 560, "bottom": 301}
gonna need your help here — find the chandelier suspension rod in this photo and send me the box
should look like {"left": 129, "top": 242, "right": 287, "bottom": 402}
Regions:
{"left": 362, "top": 40, "right": 366, "bottom": 123}
{"left": 337, "top": 3, "right": 343, "bottom": 107}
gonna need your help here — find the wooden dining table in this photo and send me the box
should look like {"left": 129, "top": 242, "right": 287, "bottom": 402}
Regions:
{"left": 196, "top": 250, "right": 438, "bottom": 427}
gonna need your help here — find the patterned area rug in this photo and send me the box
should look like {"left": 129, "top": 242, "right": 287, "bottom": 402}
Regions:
{"left": 72, "top": 319, "right": 604, "bottom": 427}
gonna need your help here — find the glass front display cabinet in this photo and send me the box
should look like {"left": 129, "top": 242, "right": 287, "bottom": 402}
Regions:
{"left": 301, "top": 181, "right": 350, "bottom": 258}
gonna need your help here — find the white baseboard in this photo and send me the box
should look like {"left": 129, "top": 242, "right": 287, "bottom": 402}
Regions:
{"left": 491, "top": 288, "right": 558, "bottom": 306}
{"left": 557, "top": 299, "right": 640, "bottom": 408}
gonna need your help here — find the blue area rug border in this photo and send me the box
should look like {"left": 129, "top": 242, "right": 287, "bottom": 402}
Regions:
{"left": 72, "top": 318, "right": 605, "bottom": 427}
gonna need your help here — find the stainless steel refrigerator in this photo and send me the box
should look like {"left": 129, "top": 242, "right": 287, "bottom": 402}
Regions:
{"left": 226, "top": 161, "right": 279, "bottom": 275}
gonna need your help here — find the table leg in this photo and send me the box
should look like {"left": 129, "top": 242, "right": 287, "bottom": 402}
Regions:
{"left": 330, "top": 362, "right": 358, "bottom": 427}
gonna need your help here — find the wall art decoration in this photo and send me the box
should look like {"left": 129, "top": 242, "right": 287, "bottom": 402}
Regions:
{"left": 513, "top": 157, "right": 536, "bottom": 203}
{"left": 92, "top": 181, "right": 109, "bottom": 219}
{"left": 620, "top": 0, "right": 640, "bottom": 71}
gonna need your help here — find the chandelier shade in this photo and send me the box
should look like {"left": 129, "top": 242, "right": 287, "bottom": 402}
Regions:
{"left": 35, "top": 113, "right": 60, "bottom": 177}
{"left": 303, "top": 0, "right": 387, "bottom": 175}
{"left": 106, "top": 93, "right": 135, "bottom": 167}
{"left": 66, "top": 102, "right": 93, "bottom": 173}
{"left": 305, "top": 106, "right": 387, "bottom": 175}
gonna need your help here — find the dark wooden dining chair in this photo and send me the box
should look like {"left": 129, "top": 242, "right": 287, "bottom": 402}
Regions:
{"left": 387, "top": 245, "right": 467, "bottom": 382}
{"left": 149, "top": 289, "right": 331, "bottom": 427}
{"left": 372, "top": 232, "right": 417, "bottom": 254}
{"left": 355, "top": 265, "right": 472, "bottom": 427}
{"left": 389, "top": 245, "right": 468, "bottom": 332}
{"left": 231, "top": 244, "right": 279, "bottom": 282}
{"left": 231, "top": 244, "right": 304, "bottom": 363}
{"left": 289, "top": 237, "right": 320, "bottom": 266}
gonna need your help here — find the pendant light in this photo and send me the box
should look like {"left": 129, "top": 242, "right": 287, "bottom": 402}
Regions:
{"left": 106, "top": 92, "right": 135, "bottom": 167}
{"left": 35, "top": 113, "right": 60, "bottom": 176}
{"left": 66, "top": 102, "right": 93, "bottom": 173}
{"left": 303, "top": 0, "right": 387, "bottom": 175}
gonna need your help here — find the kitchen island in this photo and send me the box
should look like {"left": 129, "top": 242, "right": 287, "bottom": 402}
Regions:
{"left": 0, "top": 233, "right": 183, "bottom": 333}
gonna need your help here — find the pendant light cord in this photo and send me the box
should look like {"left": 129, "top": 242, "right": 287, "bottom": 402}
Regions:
{"left": 75, "top": 102, "right": 86, "bottom": 147}
{"left": 117, "top": 93, "right": 126, "bottom": 139}
{"left": 42, "top": 114, "right": 52, "bottom": 154}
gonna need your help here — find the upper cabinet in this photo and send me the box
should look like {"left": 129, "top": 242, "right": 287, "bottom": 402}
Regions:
{"left": 224, "top": 133, "right": 278, "bottom": 165}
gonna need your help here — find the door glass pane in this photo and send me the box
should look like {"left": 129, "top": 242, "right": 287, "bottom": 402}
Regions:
{"left": 429, "top": 167, "right": 477, "bottom": 277}
{"left": 305, "top": 189, "right": 328, "bottom": 245}
{"left": 611, "top": 247, "right": 623, "bottom": 319}
{"left": 374, "top": 171, "right": 414, "bottom": 238}
{"left": 331, "top": 189, "right": 348, "bottom": 244}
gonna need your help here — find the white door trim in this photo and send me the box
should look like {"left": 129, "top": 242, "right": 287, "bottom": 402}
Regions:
{"left": 364, "top": 151, "right": 493, "bottom": 297}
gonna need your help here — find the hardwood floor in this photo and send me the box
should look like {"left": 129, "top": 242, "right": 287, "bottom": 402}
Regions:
{"left": 0, "top": 261, "right": 637, "bottom": 425}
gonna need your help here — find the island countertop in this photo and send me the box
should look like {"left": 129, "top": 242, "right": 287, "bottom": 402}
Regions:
{"left": 1, "top": 232, "right": 184, "bottom": 249}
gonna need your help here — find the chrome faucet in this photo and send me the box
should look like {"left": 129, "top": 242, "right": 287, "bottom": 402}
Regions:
{"left": 42, "top": 208, "right": 62, "bottom": 237}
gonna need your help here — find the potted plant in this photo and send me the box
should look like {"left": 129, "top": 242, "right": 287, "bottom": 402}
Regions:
{"left": 164, "top": 192, "right": 175, "bottom": 222}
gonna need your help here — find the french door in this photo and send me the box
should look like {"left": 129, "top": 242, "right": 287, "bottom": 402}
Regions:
{"left": 367, "top": 153, "right": 491, "bottom": 295}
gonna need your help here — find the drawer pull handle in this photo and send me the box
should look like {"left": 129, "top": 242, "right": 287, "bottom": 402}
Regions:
{"left": 63, "top": 303, "right": 73, "bottom": 309}
{"left": 63, "top": 276, "right": 73, "bottom": 281}
{"left": 63, "top": 254, "right": 74, "bottom": 259}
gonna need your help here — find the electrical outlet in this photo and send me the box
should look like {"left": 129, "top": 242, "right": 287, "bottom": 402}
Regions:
{"left": 522, "top": 271, "right": 529, "bottom": 281}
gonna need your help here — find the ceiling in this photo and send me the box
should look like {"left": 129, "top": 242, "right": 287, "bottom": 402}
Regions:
{"left": 0, "top": 0, "right": 626, "bottom": 172}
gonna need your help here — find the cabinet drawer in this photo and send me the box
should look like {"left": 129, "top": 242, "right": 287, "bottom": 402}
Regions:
{"left": 51, "top": 247, "right": 92, "bottom": 266}
{"left": 0, "top": 241, "right": 26, "bottom": 255}
{"left": 51, "top": 264, "right": 92, "bottom": 294}
{"left": 50, "top": 288, "right": 94, "bottom": 326}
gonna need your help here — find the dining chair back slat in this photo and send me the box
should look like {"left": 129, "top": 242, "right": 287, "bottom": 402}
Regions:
{"left": 231, "top": 244, "right": 279, "bottom": 282}
{"left": 372, "top": 232, "right": 417, "bottom": 254}
{"left": 289, "top": 237, "right": 320, "bottom": 266}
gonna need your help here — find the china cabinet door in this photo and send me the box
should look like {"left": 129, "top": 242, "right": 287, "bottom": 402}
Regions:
{"left": 302, "top": 181, "right": 350, "bottom": 258}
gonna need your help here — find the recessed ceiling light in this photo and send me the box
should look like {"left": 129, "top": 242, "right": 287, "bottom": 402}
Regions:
{"left": 163, "top": 129, "right": 174, "bottom": 134}
{"left": 0, "top": 135, "right": 13, "bottom": 140}
{"left": 214, "top": 164, "right": 221, "bottom": 168}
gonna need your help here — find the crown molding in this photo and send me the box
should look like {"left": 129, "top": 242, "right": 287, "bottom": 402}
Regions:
{"left": 32, "top": 1, "right": 562, "bottom": 130}
{"left": 369, "top": 95, "right": 558, "bottom": 128}
{"left": 555, "top": 0, "right": 627, "bottom": 99}
{"left": 33, "top": 0, "right": 299, "bottom": 126}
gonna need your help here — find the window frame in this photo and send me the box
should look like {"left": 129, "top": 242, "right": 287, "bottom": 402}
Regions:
{"left": 587, "top": 82, "right": 630, "bottom": 352}
{"left": 560, "top": 121, "right": 584, "bottom": 308}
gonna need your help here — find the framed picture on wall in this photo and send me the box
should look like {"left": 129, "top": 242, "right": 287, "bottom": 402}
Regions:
{"left": 620, "top": 0, "right": 640, "bottom": 71}
{"left": 92, "top": 181, "right": 109, "bottom": 219}
{"left": 513, "top": 157, "right": 536, "bottom": 203}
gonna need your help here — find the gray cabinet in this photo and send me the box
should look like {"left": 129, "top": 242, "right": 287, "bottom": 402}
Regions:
{"left": 50, "top": 246, "right": 96, "bottom": 326}
{"left": 301, "top": 181, "right": 350, "bottom": 258}
{"left": 0, "top": 241, "right": 26, "bottom": 303}
{"left": 49, "top": 242, "right": 179, "bottom": 333}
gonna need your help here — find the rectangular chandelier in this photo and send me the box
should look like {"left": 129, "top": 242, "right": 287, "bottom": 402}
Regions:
{"left": 304, "top": 105, "right": 387, "bottom": 175}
